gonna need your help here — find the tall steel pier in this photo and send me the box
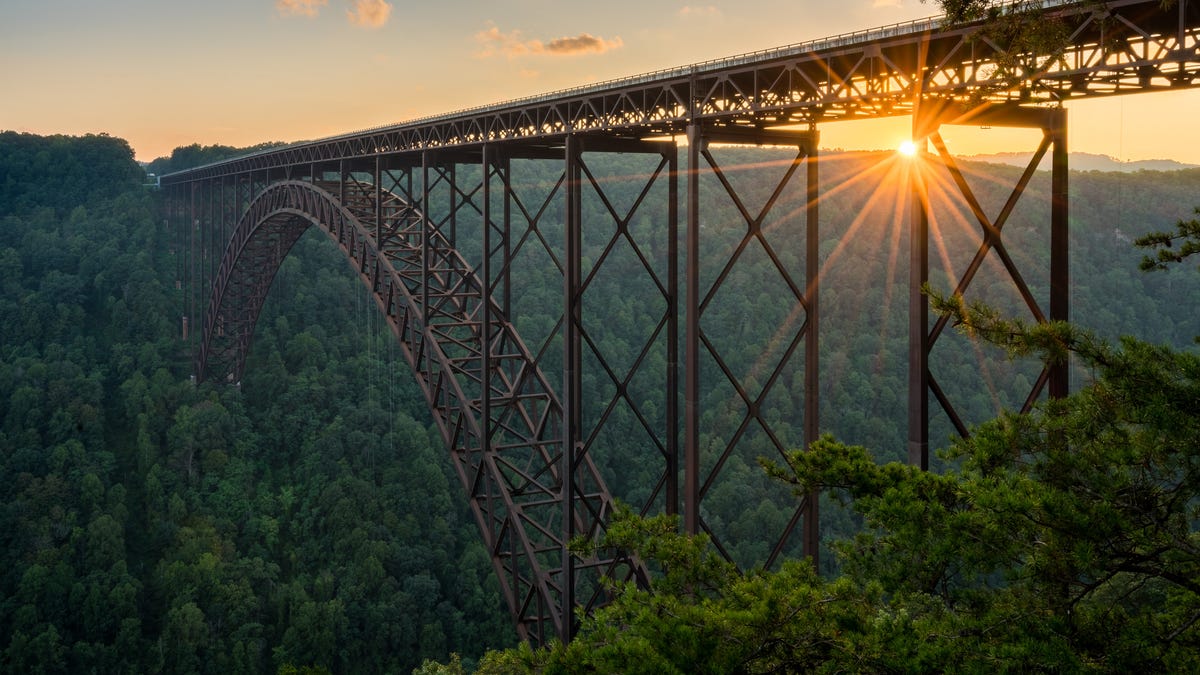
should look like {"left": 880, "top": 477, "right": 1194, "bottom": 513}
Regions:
{"left": 161, "top": 0, "right": 1200, "bottom": 644}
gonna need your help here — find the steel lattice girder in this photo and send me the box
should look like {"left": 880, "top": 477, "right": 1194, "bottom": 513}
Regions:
{"left": 161, "top": 0, "right": 1197, "bottom": 185}
{"left": 192, "top": 169, "right": 652, "bottom": 645}
{"left": 171, "top": 114, "right": 1078, "bottom": 646}
{"left": 569, "top": 138, "right": 680, "bottom": 524}
{"left": 419, "top": 139, "right": 679, "bottom": 639}
{"left": 682, "top": 124, "right": 821, "bottom": 569}
{"left": 906, "top": 104, "right": 1068, "bottom": 469}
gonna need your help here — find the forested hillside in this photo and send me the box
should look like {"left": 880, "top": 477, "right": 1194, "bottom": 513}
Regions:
{"left": 0, "top": 132, "right": 514, "bottom": 674}
{"left": 144, "top": 143, "right": 289, "bottom": 180}
{"left": 1, "top": 131, "right": 1197, "bottom": 673}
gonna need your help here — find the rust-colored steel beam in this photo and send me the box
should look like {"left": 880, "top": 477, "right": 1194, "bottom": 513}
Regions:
{"left": 683, "top": 123, "right": 820, "bottom": 568}
{"left": 803, "top": 132, "right": 820, "bottom": 567}
{"left": 908, "top": 133, "right": 931, "bottom": 470}
{"left": 908, "top": 105, "right": 1069, "bottom": 467}
{"left": 163, "top": 0, "right": 1197, "bottom": 185}
{"left": 562, "top": 135, "right": 582, "bottom": 643}
{"left": 193, "top": 170, "right": 652, "bottom": 644}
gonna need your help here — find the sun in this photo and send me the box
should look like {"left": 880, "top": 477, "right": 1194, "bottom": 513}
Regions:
{"left": 898, "top": 140, "right": 918, "bottom": 157}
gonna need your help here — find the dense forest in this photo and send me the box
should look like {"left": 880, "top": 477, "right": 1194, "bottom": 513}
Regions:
{"left": 144, "top": 143, "right": 290, "bottom": 180}
{"left": 1, "top": 129, "right": 1197, "bottom": 672}
{"left": 0, "top": 131, "right": 514, "bottom": 674}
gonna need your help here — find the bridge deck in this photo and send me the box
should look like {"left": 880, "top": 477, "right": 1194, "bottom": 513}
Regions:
{"left": 161, "top": 0, "right": 1199, "bottom": 184}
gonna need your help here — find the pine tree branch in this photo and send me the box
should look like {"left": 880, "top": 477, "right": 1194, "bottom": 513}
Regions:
{"left": 1135, "top": 207, "right": 1200, "bottom": 271}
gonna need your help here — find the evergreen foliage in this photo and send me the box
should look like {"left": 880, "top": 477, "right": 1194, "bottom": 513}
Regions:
{"left": 462, "top": 208, "right": 1200, "bottom": 674}
{"left": 2, "top": 130, "right": 1199, "bottom": 672}
{"left": 145, "top": 142, "right": 290, "bottom": 178}
{"left": 0, "top": 133, "right": 513, "bottom": 674}
{"left": 1137, "top": 206, "right": 1200, "bottom": 274}
{"left": 0, "top": 131, "right": 145, "bottom": 216}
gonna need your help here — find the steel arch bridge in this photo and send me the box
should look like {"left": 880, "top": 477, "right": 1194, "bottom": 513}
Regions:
{"left": 160, "top": 0, "right": 1200, "bottom": 644}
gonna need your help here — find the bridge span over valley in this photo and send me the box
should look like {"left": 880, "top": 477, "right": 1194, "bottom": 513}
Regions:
{"left": 160, "top": 0, "right": 1200, "bottom": 644}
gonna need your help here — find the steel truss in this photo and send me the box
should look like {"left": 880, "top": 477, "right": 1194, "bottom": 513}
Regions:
{"left": 171, "top": 104, "right": 1062, "bottom": 641}
{"left": 684, "top": 124, "right": 821, "bottom": 569}
{"left": 161, "top": 0, "right": 1196, "bottom": 185}
{"left": 908, "top": 103, "right": 1069, "bottom": 468}
{"left": 185, "top": 138, "right": 687, "bottom": 643}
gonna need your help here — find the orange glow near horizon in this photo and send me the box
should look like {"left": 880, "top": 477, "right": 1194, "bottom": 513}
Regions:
{"left": 5, "top": 1, "right": 1200, "bottom": 164}
{"left": 915, "top": 131, "right": 1060, "bottom": 418}
{"left": 722, "top": 128, "right": 1060, "bottom": 427}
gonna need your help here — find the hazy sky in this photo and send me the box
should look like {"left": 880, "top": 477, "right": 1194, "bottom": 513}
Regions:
{"left": 2, "top": 0, "right": 1198, "bottom": 163}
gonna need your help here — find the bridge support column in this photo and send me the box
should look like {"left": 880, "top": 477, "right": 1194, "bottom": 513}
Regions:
{"left": 169, "top": 183, "right": 186, "bottom": 341}
{"left": 684, "top": 126, "right": 701, "bottom": 539}
{"left": 683, "top": 123, "right": 821, "bottom": 567}
{"left": 908, "top": 129, "right": 930, "bottom": 470}
{"left": 189, "top": 182, "right": 198, "bottom": 355}
{"left": 562, "top": 135, "right": 582, "bottom": 644}
{"left": 686, "top": 124, "right": 700, "bottom": 535}
{"left": 421, "top": 152, "right": 433, "bottom": 325}
{"left": 482, "top": 146, "right": 496, "bottom": 539}
{"left": 803, "top": 132, "right": 820, "bottom": 565}
{"left": 556, "top": 134, "right": 682, "bottom": 640}
{"left": 1049, "top": 112, "right": 1069, "bottom": 400}
{"left": 909, "top": 102, "right": 1069, "bottom": 468}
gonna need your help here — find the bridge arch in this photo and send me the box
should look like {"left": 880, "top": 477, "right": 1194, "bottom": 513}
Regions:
{"left": 197, "top": 181, "right": 363, "bottom": 383}
{"left": 196, "top": 178, "right": 637, "bottom": 644}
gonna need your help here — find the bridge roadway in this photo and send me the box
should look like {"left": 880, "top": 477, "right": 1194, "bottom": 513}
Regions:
{"left": 164, "top": 0, "right": 1197, "bottom": 180}
{"left": 161, "top": 0, "right": 1200, "bottom": 646}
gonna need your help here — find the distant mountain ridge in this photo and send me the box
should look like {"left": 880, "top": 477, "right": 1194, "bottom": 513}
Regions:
{"left": 963, "top": 151, "right": 1198, "bottom": 172}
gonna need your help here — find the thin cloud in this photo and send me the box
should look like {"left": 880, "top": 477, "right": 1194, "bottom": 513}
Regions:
{"left": 678, "top": 6, "right": 722, "bottom": 18}
{"left": 346, "top": 0, "right": 392, "bottom": 28}
{"left": 544, "top": 34, "right": 624, "bottom": 54}
{"left": 872, "top": 0, "right": 903, "bottom": 7}
{"left": 276, "top": 0, "right": 327, "bottom": 17}
{"left": 475, "top": 24, "right": 623, "bottom": 58}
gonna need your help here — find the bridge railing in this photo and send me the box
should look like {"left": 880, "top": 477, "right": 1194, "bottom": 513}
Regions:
{"left": 355, "top": 0, "right": 1080, "bottom": 131}
{"left": 162, "top": 0, "right": 1082, "bottom": 181}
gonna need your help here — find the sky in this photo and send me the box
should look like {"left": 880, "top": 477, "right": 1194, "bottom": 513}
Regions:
{"left": 2, "top": 0, "right": 1199, "bottom": 164}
